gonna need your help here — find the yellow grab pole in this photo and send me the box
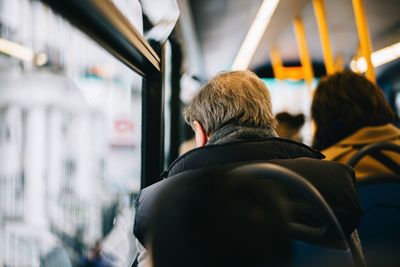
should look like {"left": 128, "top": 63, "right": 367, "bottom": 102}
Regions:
{"left": 356, "top": 44, "right": 362, "bottom": 59}
{"left": 352, "top": 0, "right": 375, "bottom": 82}
{"left": 293, "top": 16, "right": 314, "bottom": 86}
{"left": 270, "top": 46, "right": 284, "bottom": 79}
{"left": 335, "top": 54, "right": 345, "bottom": 72}
{"left": 312, "top": 0, "right": 335, "bottom": 75}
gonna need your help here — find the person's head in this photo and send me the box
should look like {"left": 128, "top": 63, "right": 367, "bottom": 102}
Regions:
{"left": 311, "top": 71, "right": 395, "bottom": 150}
{"left": 184, "top": 70, "right": 277, "bottom": 147}
{"left": 276, "top": 112, "right": 305, "bottom": 141}
{"left": 147, "top": 169, "right": 292, "bottom": 267}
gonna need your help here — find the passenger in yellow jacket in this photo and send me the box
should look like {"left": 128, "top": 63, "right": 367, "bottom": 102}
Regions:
{"left": 322, "top": 124, "right": 400, "bottom": 178}
{"left": 311, "top": 71, "right": 399, "bottom": 179}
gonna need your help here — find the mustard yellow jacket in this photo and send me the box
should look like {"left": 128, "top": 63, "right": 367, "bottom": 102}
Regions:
{"left": 322, "top": 124, "right": 400, "bottom": 179}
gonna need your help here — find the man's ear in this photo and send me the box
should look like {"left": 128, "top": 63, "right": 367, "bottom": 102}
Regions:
{"left": 193, "top": 121, "right": 208, "bottom": 147}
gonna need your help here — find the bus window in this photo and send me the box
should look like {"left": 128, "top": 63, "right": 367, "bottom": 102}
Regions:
{"left": 0, "top": 0, "right": 142, "bottom": 265}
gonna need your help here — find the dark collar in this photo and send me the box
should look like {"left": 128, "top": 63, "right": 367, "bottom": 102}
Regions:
{"left": 166, "top": 138, "right": 324, "bottom": 177}
{"left": 207, "top": 124, "right": 277, "bottom": 145}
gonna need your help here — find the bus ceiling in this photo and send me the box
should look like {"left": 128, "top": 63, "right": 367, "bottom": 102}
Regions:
{"left": 186, "top": 0, "right": 400, "bottom": 79}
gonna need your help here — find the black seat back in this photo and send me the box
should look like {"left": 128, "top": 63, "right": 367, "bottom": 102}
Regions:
{"left": 230, "top": 163, "right": 360, "bottom": 267}
{"left": 133, "top": 163, "right": 361, "bottom": 267}
{"left": 230, "top": 163, "right": 348, "bottom": 249}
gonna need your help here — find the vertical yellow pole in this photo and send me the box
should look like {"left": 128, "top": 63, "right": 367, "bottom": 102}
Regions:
{"left": 293, "top": 17, "right": 314, "bottom": 86}
{"left": 335, "top": 54, "right": 345, "bottom": 72}
{"left": 352, "top": 0, "right": 375, "bottom": 82}
{"left": 270, "top": 46, "right": 284, "bottom": 79}
{"left": 356, "top": 44, "right": 363, "bottom": 59}
{"left": 312, "top": 0, "right": 335, "bottom": 75}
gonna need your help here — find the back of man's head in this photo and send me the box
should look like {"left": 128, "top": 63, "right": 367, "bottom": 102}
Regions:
{"left": 147, "top": 169, "right": 292, "bottom": 267}
{"left": 184, "top": 70, "right": 277, "bottom": 136}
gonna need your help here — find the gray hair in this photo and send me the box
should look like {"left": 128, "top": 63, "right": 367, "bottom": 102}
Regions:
{"left": 184, "top": 70, "right": 277, "bottom": 135}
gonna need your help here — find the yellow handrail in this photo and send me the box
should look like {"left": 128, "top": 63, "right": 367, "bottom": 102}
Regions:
{"left": 313, "top": 0, "right": 335, "bottom": 75}
{"left": 293, "top": 17, "right": 314, "bottom": 86}
{"left": 352, "top": 0, "right": 375, "bottom": 82}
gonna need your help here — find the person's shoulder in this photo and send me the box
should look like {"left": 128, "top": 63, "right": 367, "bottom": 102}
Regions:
{"left": 272, "top": 155, "right": 358, "bottom": 193}
{"left": 321, "top": 124, "right": 400, "bottom": 161}
{"left": 272, "top": 156, "right": 355, "bottom": 179}
{"left": 322, "top": 144, "right": 353, "bottom": 161}
{"left": 314, "top": 157, "right": 356, "bottom": 180}
{"left": 168, "top": 138, "right": 324, "bottom": 175}
{"left": 139, "top": 180, "right": 166, "bottom": 200}
{"left": 310, "top": 156, "right": 356, "bottom": 179}
{"left": 134, "top": 179, "right": 167, "bottom": 244}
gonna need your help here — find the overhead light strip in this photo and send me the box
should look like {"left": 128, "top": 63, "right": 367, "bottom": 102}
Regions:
{"left": 231, "top": 0, "right": 280, "bottom": 70}
{"left": 350, "top": 41, "right": 400, "bottom": 72}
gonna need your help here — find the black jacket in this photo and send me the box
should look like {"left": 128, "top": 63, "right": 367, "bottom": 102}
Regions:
{"left": 134, "top": 138, "right": 362, "bottom": 246}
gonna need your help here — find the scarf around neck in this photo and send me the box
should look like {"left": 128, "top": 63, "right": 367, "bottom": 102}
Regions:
{"left": 207, "top": 124, "right": 277, "bottom": 145}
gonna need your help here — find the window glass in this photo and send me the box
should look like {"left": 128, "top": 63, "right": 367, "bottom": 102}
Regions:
{"left": 262, "top": 78, "right": 318, "bottom": 145}
{"left": 0, "top": 0, "right": 142, "bottom": 266}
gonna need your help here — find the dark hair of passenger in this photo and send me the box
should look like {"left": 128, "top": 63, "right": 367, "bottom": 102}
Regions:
{"left": 311, "top": 71, "right": 396, "bottom": 150}
{"left": 147, "top": 171, "right": 292, "bottom": 267}
{"left": 276, "top": 112, "right": 305, "bottom": 130}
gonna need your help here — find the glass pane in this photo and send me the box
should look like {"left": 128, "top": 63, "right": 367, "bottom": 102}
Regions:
{"left": 262, "top": 78, "right": 317, "bottom": 145}
{"left": 0, "top": 0, "right": 142, "bottom": 266}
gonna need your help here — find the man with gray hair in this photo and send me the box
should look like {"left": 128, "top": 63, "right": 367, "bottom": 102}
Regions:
{"left": 132, "top": 71, "right": 361, "bottom": 266}
{"left": 184, "top": 71, "right": 277, "bottom": 146}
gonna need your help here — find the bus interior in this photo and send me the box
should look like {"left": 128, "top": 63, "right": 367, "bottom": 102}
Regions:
{"left": 0, "top": 0, "right": 399, "bottom": 266}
